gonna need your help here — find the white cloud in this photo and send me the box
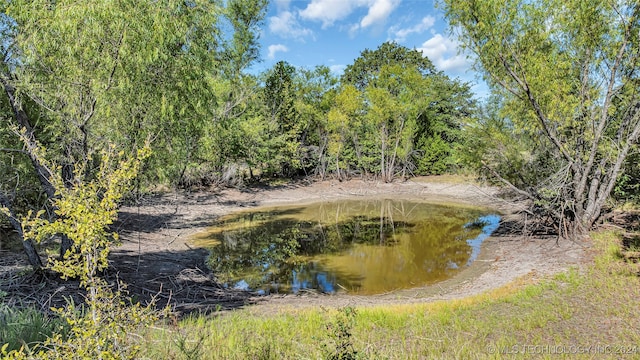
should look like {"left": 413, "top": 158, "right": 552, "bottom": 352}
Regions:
{"left": 388, "top": 16, "right": 436, "bottom": 42}
{"left": 418, "top": 33, "right": 470, "bottom": 73}
{"left": 300, "top": 0, "right": 398, "bottom": 30}
{"left": 329, "top": 64, "right": 347, "bottom": 74}
{"left": 348, "top": 23, "right": 361, "bottom": 38}
{"left": 269, "top": 11, "right": 314, "bottom": 40}
{"left": 299, "top": 0, "right": 362, "bottom": 28}
{"left": 360, "top": 0, "right": 400, "bottom": 29}
{"left": 267, "top": 44, "right": 289, "bottom": 59}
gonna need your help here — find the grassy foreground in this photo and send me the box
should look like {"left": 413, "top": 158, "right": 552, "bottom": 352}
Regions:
{"left": 143, "top": 232, "right": 640, "bottom": 359}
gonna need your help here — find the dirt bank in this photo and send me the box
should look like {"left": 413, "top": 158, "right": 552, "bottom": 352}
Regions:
{"left": 110, "top": 177, "right": 589, "bottom": 314}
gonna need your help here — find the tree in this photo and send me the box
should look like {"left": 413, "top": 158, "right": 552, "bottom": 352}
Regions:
{"left": 184, "top": 0, "right": 267, "bottom": 187}
{"left": 1, "top": 0, "right": 266, "bottom": 266}
{"left": 295, "top": 65, "right": 339, "bottom": 178}
{"left": 260, "top": 64, "right": 339, "bottom": 179}
{"left": 261, "top": 61, "right": 302, "bottom": 176}
{"left": 443, "top": 0, "right": 640, "bottom": 237}
{"left": 342, "top": 41, "right": 438, "bottom": 90}
{"left": 414, "top": 74, "right": 474, "bottom": 175}
{"left": 1, "top": 0, "right": 219, "bottom": 265}
{"left": 258, "top": 62, "right": 338, "bottom": 178}
{"left": 365, "top": 64, "right": 421, "bottom": 182}
{"left": 2, "top": 143, "right": 162, "bottom": 360}
{"left": 219, "top": 0, "right": 268, "bottom": 80}
{"left": 327, "top": 84, "right": 365, "bottom": 180}
{"left": 332, "top": 42, "right": 475, "bottom": 180}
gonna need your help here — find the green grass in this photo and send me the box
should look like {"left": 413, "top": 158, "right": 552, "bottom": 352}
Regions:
{"left": 5, "top": 231, "right": 635, "bottom": 358}
{"left": 0, "top": 304, "right": 66, "bottom": 353}
{"left": 142, "top": 231, "right": 640, "bottom": 359}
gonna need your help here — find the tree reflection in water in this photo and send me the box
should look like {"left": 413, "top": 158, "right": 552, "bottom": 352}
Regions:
{"left": 193, "top": 199, "right": 500, "bottom": 294}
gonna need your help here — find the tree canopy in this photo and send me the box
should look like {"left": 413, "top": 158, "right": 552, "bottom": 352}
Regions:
{"left": 6, "top": 0, "right": 635, "bottom": 267}
{"left": 443, "top": 0, "right": 640, "bottom": 237}
{"left": 332, "top": 42, "right": 475, "bottom": 179}
{"left": 0, "top": 0, "right": 267, "bottom": 266}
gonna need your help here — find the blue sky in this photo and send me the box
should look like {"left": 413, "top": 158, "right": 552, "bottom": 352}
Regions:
{"left": 252, "top": 0, "right": 488, "bottom": 98}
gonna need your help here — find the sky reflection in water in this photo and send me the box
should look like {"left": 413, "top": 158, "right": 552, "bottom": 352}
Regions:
{"left": 193, "top": 199, "right": 501, "bottom": 295}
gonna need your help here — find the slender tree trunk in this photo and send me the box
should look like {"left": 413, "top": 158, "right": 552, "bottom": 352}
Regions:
{"left": 2, "top": 77, "right": 79, "bottom": 264}
{"left": 380, "top": 125, "right": 387, "bottom": 182}
{"left": 335, "top": 151, "right": 341, "bottom": 181}
{"left": 59, "top": 159, "right": 75, "bottom": 259}
{"left": 1, "top": 80, "right": 56, "bottom": 199}
{"left": 0, "top": 192, "right": 43, "bottom": 268}
{"left": 316, "top": 135, "right": 328, "bottom": 180}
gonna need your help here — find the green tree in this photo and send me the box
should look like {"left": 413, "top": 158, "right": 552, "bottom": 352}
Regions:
{"left": 261, "top": 61, "right": 302, "bottom": 176}
{"left": 327, "top": 85, "right": 365, "bottom": 180}
{"left": 185, "top": 0, "right": 266, "bottom": 186}
{"left": 414, "top": 74, "right": 474, "bottom": 175}
{"left": 219, "top": 0, "right": 268, "bottom": 80}
{"left": 342, "top": 41, "right": 438, "bottom": 91}
{"left": 1, "top": 0, "right": 220, "bottom": 264}
{"left": 1, "top": 143, "right": 160, "bottom": 360}
{"left": 1, "top": 0, "right": 266, "bottom": 265}
{"left": 443, "top": 0, "right": 640, "bottom": 237}
{"left": 365, "top": 64, "right": 421, "bottom": 182}
{"left": 258, "top": 62, "right": 337, "bottom": 178}
{"left": 339, "top": 42, "right": 475, "bottom": 179}
{"left": 328, "top": 42, "right": 474, "bottom": 181}
{"left": 293, "top": 65, "right": 338, "bottom": 177}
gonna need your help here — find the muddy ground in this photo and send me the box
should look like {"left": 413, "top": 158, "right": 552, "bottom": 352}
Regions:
{"left": 1, "top": 177, "right": 590, "bottom": 315}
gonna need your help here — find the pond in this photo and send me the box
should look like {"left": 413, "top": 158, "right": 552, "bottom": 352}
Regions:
{"left": 192, "top": 199, "right": 500, "bottom": 295}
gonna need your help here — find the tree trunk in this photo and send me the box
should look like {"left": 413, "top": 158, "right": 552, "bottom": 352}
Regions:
{"left": 0, "top": 192, "right": 43, "bottom": 268}
{"left": 59, "top": 160, "right": 75, "bottom": 259}
{"left": 2, "top": 77, "right": 60, "bottom": 265}
{"left": 1, "top": 80, "right": 56, "bottom": 199}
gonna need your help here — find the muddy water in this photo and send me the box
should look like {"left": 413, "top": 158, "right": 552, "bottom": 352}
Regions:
{"left": 192, "top": 199, "right": 500, "bottom": 295}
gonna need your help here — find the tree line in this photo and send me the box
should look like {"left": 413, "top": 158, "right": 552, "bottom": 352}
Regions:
{"left": 0, "top": 1, "right": 476, "bottom": 267}
{"left": 1, "top": 0, "right": 640, "bottom": 270}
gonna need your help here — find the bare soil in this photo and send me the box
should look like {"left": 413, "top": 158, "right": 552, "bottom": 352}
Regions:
{"left": 1, "top": 177, "right": 590, "bottom": 315}
{"left": 112, "top": 177, "right": 589, "bottom": 314}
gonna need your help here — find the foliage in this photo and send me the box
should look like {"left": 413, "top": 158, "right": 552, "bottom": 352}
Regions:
{"left": 1, "top": 0, "right": 267, "bottom": 265}
{"left": 219, "top": 0, "right": 268, "bottom": 79}
{"left": 331, "top": 42, "right": 475, "bottom": 180}
{"left": 341, "top": 41, "right": 437, "bottom": 91}
{"left": 198, "top": 42, "right": 475, "bottom": 184}
{"left": 1, "top": 0, "right": 268, "bottom": 192}
{"left": 321, "top": 307, "right": 359, "bottom": 360}
{"left": 443, "top": 0, "right": 640, "bottom": 237}
{"left": 260, "top": 61, "right": 302, "bottom": 176}
{"left": 2, "top": 282, "right": 161, "bottom": 360}
{"left": 1, "top": 148, "right": 162, "bottom": 359}
{"left": 171, "top": 329, "right": 207, "bottom": 360}
{"left": 39, "top": 283, "right": 160, "bottom": 360}
{"left": 21, "top": 145, "right": 150, "bottom": 284}
{"left": 414, "top": 73, "right": 475, "bottom": 175}
{"left": 461, "top": 97, "right": 559, "bottom": 189}
{"left": 3, "top": 0, "right": 216, "bottom": 177}
{"left": 1, "top": 142, "right": 160, "bottom": 359}
{"left": 613, "top": 150, "right": 640, "bottom": 205}
{"left": 0, "top": 304, "right": 67, "bottom": 353}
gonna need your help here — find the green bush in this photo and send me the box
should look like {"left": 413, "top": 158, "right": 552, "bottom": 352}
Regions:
{"left": 321, "top": 307, "right": 359, "bottom": 360}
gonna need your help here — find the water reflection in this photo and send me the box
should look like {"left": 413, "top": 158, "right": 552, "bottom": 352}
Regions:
{"left": 192, "top": 199, "right": 500, "bottom": 295}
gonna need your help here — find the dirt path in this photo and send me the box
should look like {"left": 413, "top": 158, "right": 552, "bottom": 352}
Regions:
{"left": 111, "top": 177, "right": 589, "bottom": 314}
